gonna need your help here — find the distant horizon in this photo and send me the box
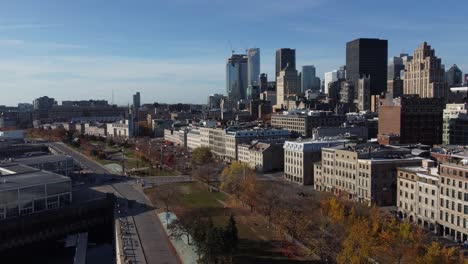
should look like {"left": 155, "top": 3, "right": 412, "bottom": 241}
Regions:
{"left": 0, "top": 0, "right": 466, "bottom": 105}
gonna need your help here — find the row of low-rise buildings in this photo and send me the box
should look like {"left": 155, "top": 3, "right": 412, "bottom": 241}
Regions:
{"left": 270, "top": 110, "right": 347, "bottom": 137}
{"left": 397, "top": 152, "right": 468, "bottom": 242}
{"left": 164, "top": 126, "right": 291, "bottom": 171}
{"left": 40, "top": 120, "right": 134, "bottom": 139}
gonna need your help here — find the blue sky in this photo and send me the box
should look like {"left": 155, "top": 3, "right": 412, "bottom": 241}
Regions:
{"left": 0, "top": 0, "right": 466, "bottom": 105}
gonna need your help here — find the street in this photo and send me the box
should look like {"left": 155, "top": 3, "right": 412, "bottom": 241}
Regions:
{"left": 49, "top": 142, "right": 180, "bottom": 264}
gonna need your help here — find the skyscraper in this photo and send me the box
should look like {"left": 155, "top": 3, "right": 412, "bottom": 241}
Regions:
{"left": 247, "top": 48, "right": 260, "bottom": 86}
{"left": 346, "top": 38, "right": 388, "bottom": 96}
{"left": 226, "top": 54, "right": 248, "bottom": 101}
{"left": 324, "top": 71, "right": 338, "bottom": 94}
{"left": 445, "top": 64, "right": 463, "bottom": 88}
{"left": 403, "top": 42, "right": 446, "bottom": 98}
{"left": 276, "top": 63, "right": 300, "bottom": 109}
{"left": 132, "top": 92, "right": 141, "bottom": 110}
{"left": 259, "top": 73, "right": 268, "bottom": 92}
{"left": 301, "top": 65, "right": 321, "bottom": 93}
{"left": 387, "top": 54, "right": 412, "bottom": 98}
{"left": 276, "top": 48, "right": 296, "bottom": 77}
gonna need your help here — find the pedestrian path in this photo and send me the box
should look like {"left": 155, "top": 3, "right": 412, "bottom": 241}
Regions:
{"left": 158, "top": 212, "right": 198, "bottom": 264}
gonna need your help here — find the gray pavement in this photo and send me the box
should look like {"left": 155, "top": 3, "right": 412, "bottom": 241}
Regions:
{"left": 49, "top": 142, "right": 180, "bottom": 264}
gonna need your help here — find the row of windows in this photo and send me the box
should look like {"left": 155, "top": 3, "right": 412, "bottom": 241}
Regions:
{"left": 440, "top": 211, "right": 468, "bottom": 228}
{"left": 441, "top": 176, "right": 468, "bottom": 188}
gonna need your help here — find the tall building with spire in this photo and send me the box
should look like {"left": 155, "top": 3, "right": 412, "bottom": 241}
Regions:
{"left": 403, "top": 42, "right": 446, "bottom": 98}
{"left": 247, "top": 48, "right": 260, "bottom": 86}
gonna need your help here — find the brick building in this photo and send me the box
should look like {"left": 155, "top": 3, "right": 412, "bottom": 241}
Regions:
{"left": 378, "top": 95, "right": 444, "bottom": 146}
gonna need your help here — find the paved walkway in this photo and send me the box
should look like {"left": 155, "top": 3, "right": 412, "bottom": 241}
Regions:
{"left": 158, "top": 212, "right": 198, "bottom": 264}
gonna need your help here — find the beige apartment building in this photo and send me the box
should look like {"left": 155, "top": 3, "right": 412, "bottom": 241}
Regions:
{"left": 315, "top": 144, "right": 423, "bottom": 206}
{"left": 397, "top": 160, "right": 439, "bottom": 232}
{"left": 237, "top": 141, "right": 284, "bottom": 172}
{"left": 403, "top": 42, "right": 446, "bottom": 98}
{"left": 439, "top": 162, "right": 468, "bottom": 242}
{"left": 284, "top": 139, "right": 348, "bottom": 185}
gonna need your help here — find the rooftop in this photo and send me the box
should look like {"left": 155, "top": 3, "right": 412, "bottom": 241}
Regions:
{"left": 0, "top": 163, "right": 70, "bottom": 191}
{"left": 14, "top": 154, "right": 73, "bottom": 165}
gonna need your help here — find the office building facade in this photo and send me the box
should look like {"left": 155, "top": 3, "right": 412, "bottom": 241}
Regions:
{"left": 442, "top": 103, "right": 468, "bottom": 145}
{"left": 226, "top": 54, "right": 248, "bottom": 101}
{"left": 346, "top": 38, "right": 388, "bottom": 96}
{"left": 446, "top": 64, "right": 463, "bottom": 88}
{"left": 247, "top": 48, "right": 260, "bottom": 86}
{"left": 276, "top": 48, "right": 296, "bottom": 78}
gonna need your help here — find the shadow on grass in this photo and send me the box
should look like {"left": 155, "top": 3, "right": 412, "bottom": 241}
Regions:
{"left": 234, "top": 239, "right": 319, "bottom": 264}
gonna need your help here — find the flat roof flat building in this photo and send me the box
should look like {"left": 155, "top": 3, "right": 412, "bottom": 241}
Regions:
{"left": 0, "top": 162, "right": 71, "bottom": 220}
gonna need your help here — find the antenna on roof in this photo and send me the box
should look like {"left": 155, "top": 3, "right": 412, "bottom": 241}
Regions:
{"left": 228, "top": 40, "right": 235, "bottom": 55}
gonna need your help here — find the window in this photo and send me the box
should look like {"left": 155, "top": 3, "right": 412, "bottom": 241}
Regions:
{"left": 464, "top": 205, "right": 468, "bottom": 214}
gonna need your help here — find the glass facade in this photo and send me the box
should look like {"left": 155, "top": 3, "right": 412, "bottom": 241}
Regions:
{"left": 0, "top": 179, "right": 71, "bottom": 220}
{"left": 247, "top": 48, "right": 260, "bottom": 86}
{"left": 226, "top": 54, "right": 248, "bottom": 102}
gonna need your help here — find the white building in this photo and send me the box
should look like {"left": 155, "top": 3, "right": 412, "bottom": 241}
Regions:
{"left": 186, "top": 128, "right": 201, "bottom": 150}
{"left": 107, "top": 120, "right": 132, "bottom": 139}
{"left": 324, "top": 70, "right": 338, "bottom": 95}
{"left": 283, "top": 138, "right": 348, "bottom": 185}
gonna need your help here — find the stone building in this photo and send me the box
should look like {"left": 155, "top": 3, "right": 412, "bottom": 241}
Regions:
{"left": 283, "top": 138, "right": 348, "bottom": 185}
{"left": 403, "top": 42, "right": 446, "bottom": 98}
{"left": 315, "top": 143, "right": 422, "bottom": 206}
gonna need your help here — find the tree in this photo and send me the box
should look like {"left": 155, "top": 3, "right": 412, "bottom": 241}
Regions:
{"left": 220, "top": 162, "right": 255, "bottom": 202}
{"left": 239, "top": 171, "right": 258, "bottom": 212}
{"left": 337, "top": 218, "right": 376, "bottom": 264}
{"left": 158, "top": 185, "right": 178, "bottom": 212}
{"left": 168, "top": 217, "right": 194, "bottom": 245}
{"left": 191, "top": 147, "right": 212, "bottom": 166}
{"left": 379, "top": 220, "right": 423, "bottom": 264}
{"left": 224, "top": 215, "right": 238, "bottom": 251}
{"left": 192, "top": 166, "right": 214, "bottom": 190}
{"left": 416, "top": 242, "right": 457, "bottom": 264}
{"left": 257, "top": 181, "right": 282, "bottom": 228}
{"left": 327, "top": 197, "right": 345, "bottom": 223}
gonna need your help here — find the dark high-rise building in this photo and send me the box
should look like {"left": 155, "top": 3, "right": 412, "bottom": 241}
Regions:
{"left": 247, "top": 48, "right": 260, "bottom": 86}
{"left": 226, "top": 54, "right": 248, "bottom": 101}
{"left": 276, "top": 48, "right": 296, "bottom": 77}
{"left": 346, "top": 38, "right": 388, "bottom": 96}
{"left": 446, "top": 64, "right": 463, "bottom": 88}
{"left": 259, "top": 73, "right": 268, "bottom": 92}
{"left": 133, "top": 92, "right": 141, "bottom": 110}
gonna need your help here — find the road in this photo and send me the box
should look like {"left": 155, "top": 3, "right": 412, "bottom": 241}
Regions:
{"left": 49, "top": 142, "right": 180, "bottom": 264}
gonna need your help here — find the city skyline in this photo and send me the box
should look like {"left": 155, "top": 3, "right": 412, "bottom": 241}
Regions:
{"left": 0, "top": 0, "right": 467, "bottom": 105}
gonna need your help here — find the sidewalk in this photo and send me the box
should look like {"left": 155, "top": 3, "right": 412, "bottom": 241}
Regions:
{"left": 158, "top": 212, "right": 199, "bottom": 264}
